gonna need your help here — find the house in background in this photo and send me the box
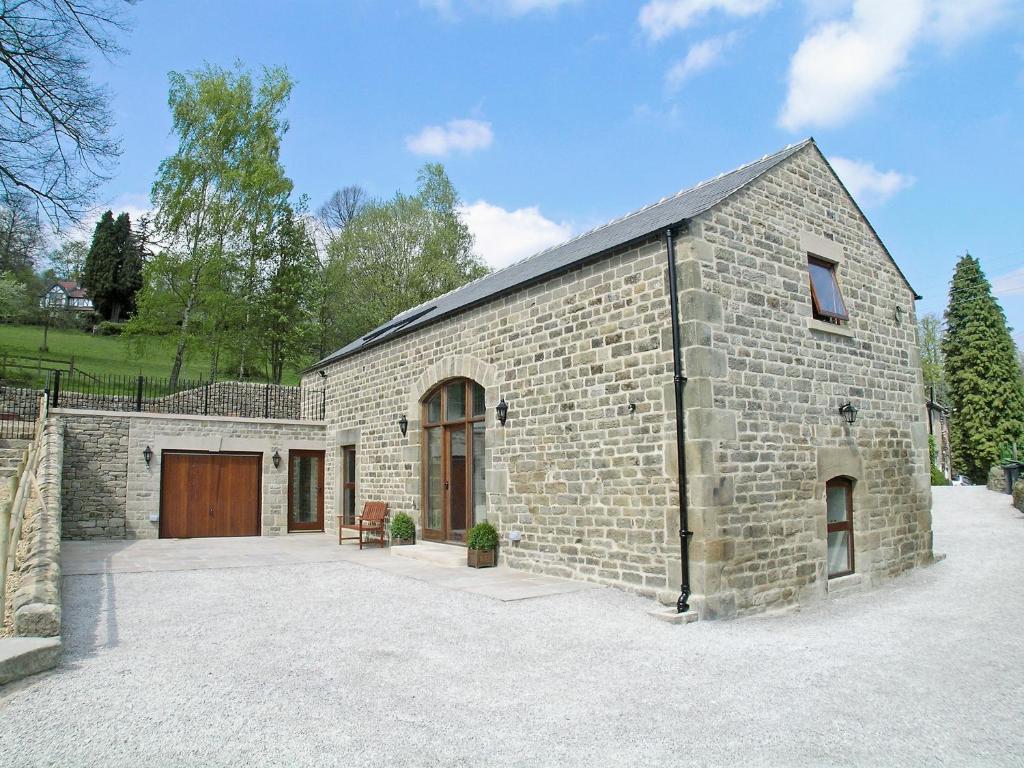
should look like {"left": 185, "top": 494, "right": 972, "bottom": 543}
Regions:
{"left": 40, "top": 281, "right": 93, "bottom": 313}
{"left": 304, "top": 138, "right": 936, "bottom": 620}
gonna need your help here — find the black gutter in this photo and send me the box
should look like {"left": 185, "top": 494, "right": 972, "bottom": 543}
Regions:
{"left": 664, "top": 225, "right": 693, "bottom": 614}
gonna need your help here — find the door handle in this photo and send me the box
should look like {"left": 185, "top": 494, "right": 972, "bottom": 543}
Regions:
{"left": 209, "top": 506, "right": 214, "bottom": 516}
{"left": 444, "top": 480, "right": 449, "bottom": 490}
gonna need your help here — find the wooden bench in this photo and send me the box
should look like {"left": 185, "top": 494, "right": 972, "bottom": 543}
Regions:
{"left": 338, "top": 501, "right": 390, "bottom": 549}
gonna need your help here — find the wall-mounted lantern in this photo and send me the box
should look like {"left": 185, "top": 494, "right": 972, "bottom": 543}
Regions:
{"left": 496, "top": 397, "right": 509, "bottom": 426}
{"left": 272, "top": 450, "right": 282, "bottom": 469}
{"left": 398, "top": 414, "right": 409, "bottom": 437}
{"left": 838, "top": 402, "right": 858, "bottom": 425}
{"left": 894, "top": 305, "right": 905, "bottom": 325}
{"left": 143, "top": 445, "right": 153, "bottom": 466}
{"left": 627, "top": 402, "right": 637, "bottom": 414}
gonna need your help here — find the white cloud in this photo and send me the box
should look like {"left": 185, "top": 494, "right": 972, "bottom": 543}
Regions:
{"left": 780, "top": 0, "right": 1013, "bottom": 131}
{"left": 639, "top": 0, "right": 772, "bottom": 41}
{"left": 993, "top": 267, "right": 1024, "bottom": 297}
{"left": 779, "top": 0, "right": 926, "bottom": 131}
{"left": 666, "top": 34, "right": 736, "bottom": 89}
{"left": 405, "top": 119, "right": 494, "bottom": 157}
{"left": 459, "top": 200, "right": 573, "bottom": 269}
{"left": 930, "top": 0, "right": 1013, "bottom": 47}
{"left": 422, "top": 0, "right": 580, "bottom": 18}
{"left": 829, "top": 156, "right": 915, "bottom": 204}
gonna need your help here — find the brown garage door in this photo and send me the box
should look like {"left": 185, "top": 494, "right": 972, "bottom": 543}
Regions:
{"left": 160, "top": 452, "right": 261, "bottom": 538}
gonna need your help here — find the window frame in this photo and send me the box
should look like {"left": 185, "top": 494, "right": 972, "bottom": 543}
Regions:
{"left": 341, "top": 445, "right": 356, "bottom": 525}
{"left": 825, "top": 476, "right": 855, "bottom": 579}
{"left": 807, "top": 255, "right": 849, "bottom": 323}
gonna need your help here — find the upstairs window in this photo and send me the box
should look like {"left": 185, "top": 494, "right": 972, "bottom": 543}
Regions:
{"left": 807, "top": 256, "right": 849, "bottom": 324}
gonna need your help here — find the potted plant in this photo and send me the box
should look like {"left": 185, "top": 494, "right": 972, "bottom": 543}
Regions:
{"left": 390, "top": 512, "right": 416, "bottom": 546}
{"left": 466, "top": 521, "right": 498, "bottom": 568}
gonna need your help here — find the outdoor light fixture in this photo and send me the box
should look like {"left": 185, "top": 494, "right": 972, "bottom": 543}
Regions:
{"left": 398, "top": 414, "right": 409, "bottom": 437}
{"left": 272, "top": 450, "right": 282, "bottom": 469}
{"left": 317, "top": 370, "right": 327, "bottom": 379}
{"left": 628, "top": 402, "right": 637, "bottom": 413}
{"left": 142, "top": 445, "right": 153, "bottom": 466}
{"left": 496, "top": 397, "right": 509, "bottom": 426}
{"left": 895, "top": 305, "right": 905, "bottom": 325}
{"left": 839, "top": 402, "right": 858, "bottom": 425}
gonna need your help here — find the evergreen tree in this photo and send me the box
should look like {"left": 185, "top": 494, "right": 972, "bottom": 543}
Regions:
{"left": 942, "top": 253, "right": 1024, "bottom": 482}
{"left": 82, "top": 210, "right": 144, "bottom": 321}
{"left": 83, "top": 210, "right": 118, "bottom": 317}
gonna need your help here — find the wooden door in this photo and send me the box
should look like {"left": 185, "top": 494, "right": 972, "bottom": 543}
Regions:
{"left": 160, "top": 452, "right": 261, "bottom": 538}
{"left": 288, "top": 450, "right": 325, "bottom": 532}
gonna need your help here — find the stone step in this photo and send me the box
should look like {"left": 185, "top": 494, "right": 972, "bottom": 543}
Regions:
{"left": 390, "top": 540, "right": 467, "bottom": 568}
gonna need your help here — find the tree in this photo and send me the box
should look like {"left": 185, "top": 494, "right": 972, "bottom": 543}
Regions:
{"left": 48, "top": 240, "right": 89, "bottom": 281}
{"left": 0, "top": 0, "right": 130, "bottom": 228}
{"left": 129, "top": 64, "right": 294, "bottom": 387}
{"left": 325, "top": 164, "right": 487, "bottom": 347}
{"left": 317, "top": 186, "right": 366, "bottom": 238}
{"left": 260, "top": 208, "right": 317, "bottom": 383}
{"left": 82, "top": 210, "right": 140, "bottom": 320}
{"left": 0, "top": 191, "right": 44, "bottom": 277}
{"left": 918, "top": 312, "right": 948, "bottom": 404}
{"left": 942, "top": 253, "right": 1024, "bottom": 482}
{"left": 0, "top": 271, "right": 25, "bottom": 322}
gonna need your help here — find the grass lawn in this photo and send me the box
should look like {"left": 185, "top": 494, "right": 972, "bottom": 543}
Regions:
{"left": 0, "top": 324, "right": 301, "bottom": 387}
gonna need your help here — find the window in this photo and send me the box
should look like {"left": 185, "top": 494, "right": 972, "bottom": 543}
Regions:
{"left": 341, "top": 446, "right": 356, "bottom": 525}
{"left": 807, "top": 256, "right": 849, "bottom": 323}
{"left": 826, "top": 477, "right": 854, "bottom": 578}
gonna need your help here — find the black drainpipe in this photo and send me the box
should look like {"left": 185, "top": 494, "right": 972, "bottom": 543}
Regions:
{"left": 664, "top": 226, "right": 693, "bottom": 613}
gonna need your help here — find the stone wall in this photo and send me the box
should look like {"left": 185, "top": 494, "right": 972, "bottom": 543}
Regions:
{"left": 680, "top": 144, "right": 933, "bottom": 617}
{"left": 11, "top": 419, "right": 63, "bottom": 637}
{"left": 57, "top": 411, "right": 326, "bottom": 539}
{"left": 305, "top": 238, "right": 680, "bottom": 597}
{"left": 305, "top": 142, "right": 934, "bottom": 618}
{"left": 1013, "top": 479, "right": 1023, "bottom": 512}
{"left": 988, "top": 466, "right": 1006, "bottom": 493}
{"left": 62, "top": 414, "right": 128, "bottom": 538}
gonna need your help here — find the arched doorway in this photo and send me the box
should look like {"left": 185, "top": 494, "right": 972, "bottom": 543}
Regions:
{"left": 421, "top": 378, "right": 486, "bottom": 543}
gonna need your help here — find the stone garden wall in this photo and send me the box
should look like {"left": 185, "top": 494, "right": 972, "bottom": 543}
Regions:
{"left": 57, "top": 411, "right": 326, "bottom": 539}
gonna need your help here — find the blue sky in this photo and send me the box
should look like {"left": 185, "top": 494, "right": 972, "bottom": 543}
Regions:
{"left": 89, "top": 0, "right": 1023, "bottom": 340}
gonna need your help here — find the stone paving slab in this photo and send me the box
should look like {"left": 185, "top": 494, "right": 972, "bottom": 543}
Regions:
{"left": 61, "top": 534, "right": 597, "bottom": 602}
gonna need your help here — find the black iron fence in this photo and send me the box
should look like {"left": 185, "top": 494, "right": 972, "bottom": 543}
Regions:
{"left": 42, "top": 371, "right": 326, "bottom": 421}
{"left": 0, "top": 384, "right": 42, "bottom": 439}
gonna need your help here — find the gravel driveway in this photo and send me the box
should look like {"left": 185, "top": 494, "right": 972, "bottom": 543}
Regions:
{"left": 1, "top": 486, "right": 1023, "bottom": 767}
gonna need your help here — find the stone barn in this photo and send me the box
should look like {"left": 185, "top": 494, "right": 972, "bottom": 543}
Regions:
{"left": 304, "top": 138, "right": 935, "bottom": 619}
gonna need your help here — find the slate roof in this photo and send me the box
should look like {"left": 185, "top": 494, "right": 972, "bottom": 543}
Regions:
{"left": 312, "top": 137, "right": 909, "bottom": 370}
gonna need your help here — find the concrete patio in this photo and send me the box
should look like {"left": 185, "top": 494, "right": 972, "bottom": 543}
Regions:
{"left": 61, "top": 535, "right": 597, "bottom": 602}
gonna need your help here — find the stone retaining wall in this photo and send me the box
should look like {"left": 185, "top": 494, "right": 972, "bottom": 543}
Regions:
{"left": 988, "top": 466, "right": 1006, "bottom": 493}
{"left": 1013, "top": 480, "right": 1023, "bottom": 513}
{"left": 11, "top": 419, "right": 63, "bottom": 637}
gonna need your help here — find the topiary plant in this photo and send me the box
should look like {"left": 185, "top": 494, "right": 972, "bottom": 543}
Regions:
{"left": 466, "top": 520, "right": 498, "bottom": 551}
{"left": 390, "top": 512, "right": 415, "bottom": 541}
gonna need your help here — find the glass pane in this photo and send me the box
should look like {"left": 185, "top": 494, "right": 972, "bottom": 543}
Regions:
{"left": 472, "top": 422, "right": 486, "bottom": 525}
{"left": 449, "top": 428, "right": 467, "bottom": 540}
{"left": 346, "top": 448, "right": 355, "bottom": 479}
{"left": 445, "top": 381, "right": 465, "bottom": 421}
{"left": 344, "top": 486, "right": 355, "bottom": 525}
{"left": 826, "top": 483, "right": 848, "bottom": 523}
{"left": 472, "top": 383, "right": 486, "bottom": 416}
{"left": 426, "top": 392, "right": 441, "bottom": 424}
{"left": 426, "top": 428, "right": 443, "bottom": 530}
{"left": 808, "top": 260, "right": 848, "bottom": 317}
{"left": 827, "top": 530, "right": 850, "bottom": 576}
{"left": 291, "top": 455, "right": 320, "bottom": 523}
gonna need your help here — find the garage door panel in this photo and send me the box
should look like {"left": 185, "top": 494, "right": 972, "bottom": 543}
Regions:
{"left": 160, "top": 452, "right": 261, "bottom": 539}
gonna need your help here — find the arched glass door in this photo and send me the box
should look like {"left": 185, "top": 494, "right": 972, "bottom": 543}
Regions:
{"left": 422, "top": 379, "right": 486, "bottom": 543}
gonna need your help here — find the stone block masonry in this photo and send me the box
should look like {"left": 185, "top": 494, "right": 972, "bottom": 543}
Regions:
{"left": 57, "top": 410, "right": 326, "bottom": 539}
{"left": 305, "top": 141, "right": 934, "bottom": 619}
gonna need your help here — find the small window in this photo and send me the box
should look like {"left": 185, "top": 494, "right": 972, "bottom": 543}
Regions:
{"left": 807, "top": 256, "right": 849, "bottom": 323}
{"left": 826, "top": 477, "right": 854, "bottom": 578}
{"left": 425, "top": 392, "right": 441, "bottom": 425}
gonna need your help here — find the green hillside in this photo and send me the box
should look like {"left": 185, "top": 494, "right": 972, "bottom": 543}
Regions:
{"left": 0, "top": 324, "right": 300, "bottom": 387}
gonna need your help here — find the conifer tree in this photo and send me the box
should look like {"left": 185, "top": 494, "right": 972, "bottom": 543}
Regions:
{"left": 942, "top": 253, "right": 1024, "bottom": 482}
{"left": 82, "top": 210, "right": 144, "bottom": 321}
